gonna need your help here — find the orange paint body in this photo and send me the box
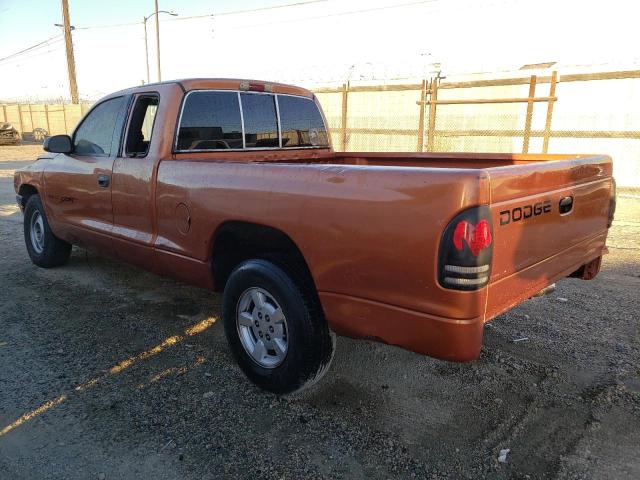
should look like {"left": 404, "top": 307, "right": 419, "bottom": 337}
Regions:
{"left": 14, "top": 79, "right": 614, "bottom": 362}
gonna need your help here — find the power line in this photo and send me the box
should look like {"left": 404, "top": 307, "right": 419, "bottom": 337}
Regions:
{"left": 207, "top": 0, "right": 438, "bottom": 31}
{"left": 0, "top": 34, "right": 63, "bottom": 63}
{"left": 74, "top": 0, "right": 436, "bottom": 33}
{"left": 170, "top": 0, "right": 329, "bottom": 21}
{"left": 0, "top": 44, "right": 65, "bottom": 67}
{"left": 73, "top": 0, "right": 329, "bottom": 30}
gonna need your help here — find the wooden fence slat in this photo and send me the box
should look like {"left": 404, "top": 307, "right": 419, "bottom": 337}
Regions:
{"left": 327, "top": 127, "right": 640, "bottom": 140}
{"left": 426, "top": 78, "right": 438, "bottom": 152}
{"left": 28, "top": 104, "right": 34, "bottom": 134}
{"left": 17, "top": 105, "right": 24, "bottom": 135}
{"left": 62, "top": 104, "right": 68, "bottom": 135}
{"left": 426, "top": 96, "right": 556, "bottom": 105}
{"left": 340, "top": 82, "right": 349, "bottom": 151}
{"left": 543, "top": 71, "right": 558, "bottom": 153}
{"left": 522, "top": 75, "right": 537, "bottom": 154}
{"left": 417, "top": 79, "right": 427, "bottom": 152}
{"left": 44, "top": 104, "right": 50, "bottom": 135}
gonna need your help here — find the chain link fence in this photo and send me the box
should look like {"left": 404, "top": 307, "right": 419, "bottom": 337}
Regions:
{"left": 314, "top": 70, "right": 640, "bottom": 187}
{"left": 2, "top": 69, "right": 639, "bottom": 187}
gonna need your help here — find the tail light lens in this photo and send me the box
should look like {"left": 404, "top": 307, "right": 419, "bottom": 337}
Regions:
{"left": 438, "top": 206, "right": 494, "bottom": 291}
{"left": 607, "top": 177, "right": 616, "bottom": 228}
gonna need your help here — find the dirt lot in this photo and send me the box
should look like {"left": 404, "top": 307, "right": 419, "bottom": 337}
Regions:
{"left": 0, "top": 146, "right": 638, "bottom": 479}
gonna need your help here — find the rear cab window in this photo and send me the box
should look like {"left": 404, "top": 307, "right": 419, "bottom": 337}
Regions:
{"left": 175, "top": 89, "right": 329, "bottom": 152}
{"left": 177, "top": 91, "right": 243, "bottom": 151}
{"left": 278, "top": 95, "right": 329, "bottom": 148}
{"left": 240, "top": 93, "right": 279, "bottom": 148}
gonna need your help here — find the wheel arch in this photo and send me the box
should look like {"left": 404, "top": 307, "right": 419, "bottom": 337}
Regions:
{"left": 210, "top": 221, "right": 317, "bottom": 295}
{"left": 18, "top": 183, "right": 39, "bottom": 208}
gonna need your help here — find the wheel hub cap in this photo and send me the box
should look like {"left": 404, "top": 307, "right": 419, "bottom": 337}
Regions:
{"left": 30, "top": 211, "right": 45, "bottom": 254}
{"left": 236, "top": 287, "right": 288, "bottom": 368}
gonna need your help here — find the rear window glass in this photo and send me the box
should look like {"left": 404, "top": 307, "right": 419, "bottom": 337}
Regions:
{"left": 177, "top": 91, "right": 243, "bottom": 150}
{"left": 278, "top": 96, "right": 329, "bottom": 148}
{"left": 240, "top": 93, "right": 279, "bottom": 148}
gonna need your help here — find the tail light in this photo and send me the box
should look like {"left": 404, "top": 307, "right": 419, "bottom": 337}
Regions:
{"left": 438, "top": 206, "right": 494, "bottom": 291}
{"left": 607, "top": 177, "right": 616, "bottom": 228}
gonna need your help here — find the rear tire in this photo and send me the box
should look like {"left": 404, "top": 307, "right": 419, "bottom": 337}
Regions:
{"left": 222, "top": 258, "right": 335, "bottom": 394}
{"left": 23, "top": 194, "right": 71, "bottom": 268}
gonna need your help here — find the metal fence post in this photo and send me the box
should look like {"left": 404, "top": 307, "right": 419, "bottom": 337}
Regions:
{"left": 417, "top": 79, "right": 427, "bottom": 152}
{"left": 44, "top": 104, "right": 51, "bottom": 135}
{"left": 542, "top": 71, "right": 558, "bottom": 153}
{"left": 340, "top": 82, "right": 349, "bottom": 151}
{"left": 522, "top": 75, "right": 537, "bottom": 153}
{"left": 426, "top": 77, "right": 439, "bottom": 152}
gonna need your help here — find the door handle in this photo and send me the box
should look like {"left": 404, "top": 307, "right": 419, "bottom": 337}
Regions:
{"left": 97, "top": 174, "right": 110, "bottom": 188}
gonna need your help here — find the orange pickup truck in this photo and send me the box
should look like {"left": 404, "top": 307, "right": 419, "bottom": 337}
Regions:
{"left": 14, "top": 79, "right": 616, "bottom": 393}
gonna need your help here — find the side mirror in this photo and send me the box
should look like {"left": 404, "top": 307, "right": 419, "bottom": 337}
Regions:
{"left": 43, "top": 134, "right": 72, "bottom": 154}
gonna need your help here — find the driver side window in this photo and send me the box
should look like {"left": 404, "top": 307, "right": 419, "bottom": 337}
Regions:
{"left": 74, "top": 96, "right": 126, "bottom": 156}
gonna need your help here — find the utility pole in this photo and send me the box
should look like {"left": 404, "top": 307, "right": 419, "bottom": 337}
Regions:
{"left": 143, "top": 18, "right": 150, "bottom": 84}
{"left": 154, "top": 0, "right": 161, "bottom": 81}
{"left": 61, "top": 0, "right": 79, "bottom": 103}
{"left": 143, "top": 8, "right": 176, "bottom": 83}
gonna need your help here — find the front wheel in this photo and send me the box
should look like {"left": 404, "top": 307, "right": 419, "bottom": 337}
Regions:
{"left": 222, "top": 259, "right": 335, "bottom": 394}
{"left": 23, "top": 194, "right": 71, "bottom": 268}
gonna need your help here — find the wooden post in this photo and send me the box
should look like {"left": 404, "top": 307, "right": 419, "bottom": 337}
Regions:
{"left": 340, "top": 82, "right": 349, "bottom": 151}
{"left": 522, "top": 75, "right": 537, "bottom": 153}
{"left": 61, "top": 0, "right": 79, "bottom": 103}
{"left": 28, "top": 104, "right": 34, "bottom": 133}
{"left": 417, "top": 79, "right": 428, "bottom": 152}
{"left": 62, "top": 104, "right": 68, "bottom": 134}
{"left": 17, "top": 105, "right": 25, "bottom": 135}
{"left": 426, "top": 77, "right": 439, "bottom": 151}
{"left": 44, "top": 104, "right": 51, "bottom": 134}
{"left": 542, "top": 71, "right": 558, "bottom": 153}
{"left": 1, "top": 105, "right": 6, "bottom": 123}
{"left": 154, "top": 0, "right": 162, "bottom": 81}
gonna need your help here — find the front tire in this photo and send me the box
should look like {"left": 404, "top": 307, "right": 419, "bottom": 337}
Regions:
{"left": 23, "top": 194, "right": 71, "bottom": 268}
{"left": 222, "top": 259, "right": 335, "bottom": 394}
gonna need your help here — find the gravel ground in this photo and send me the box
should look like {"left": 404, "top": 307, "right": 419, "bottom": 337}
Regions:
{"left": 0, "top": 146, "right": 638, "bottom": 479}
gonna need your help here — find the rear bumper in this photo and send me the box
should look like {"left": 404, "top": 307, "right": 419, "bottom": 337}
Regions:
{"left": 485, "top": 231, "right": 608, "bottom": 320}
{"left": 319, "top": 292, "right": 484, "bottom": 362}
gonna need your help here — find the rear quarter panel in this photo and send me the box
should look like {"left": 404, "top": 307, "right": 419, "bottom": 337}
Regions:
{"left": 155, "top": 161, "right": 490, "bottom": 321}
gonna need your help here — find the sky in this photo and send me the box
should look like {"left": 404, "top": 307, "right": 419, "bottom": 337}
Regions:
{"left": 1, "top": 0, "right": 639, "bottom": 102}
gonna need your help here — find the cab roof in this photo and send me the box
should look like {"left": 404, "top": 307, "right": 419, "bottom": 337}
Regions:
{"left": 110, "top": 78, "right": 315, "bottom": 99}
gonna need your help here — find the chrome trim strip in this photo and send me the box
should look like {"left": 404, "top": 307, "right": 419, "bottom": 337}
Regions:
{"left": 444, "top": 264, "right": 490, "bottom": 274}
{"left": 444, "top": 276, "right": 489, "bottom": 285}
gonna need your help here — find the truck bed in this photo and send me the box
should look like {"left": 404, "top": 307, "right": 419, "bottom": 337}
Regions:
{"left": 158, "top": 150, "right": 612, "bottom": 362}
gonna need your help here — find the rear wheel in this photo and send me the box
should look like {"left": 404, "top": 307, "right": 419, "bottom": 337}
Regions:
{"left": 23, "top": 194, "right": 71, "bottom": 268}
{"left": 222, "top": 258, "right": 335, "bottom": 394}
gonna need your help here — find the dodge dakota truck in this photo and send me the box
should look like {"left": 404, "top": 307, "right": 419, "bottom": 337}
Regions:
{"left": 14, "top": 79, "right": 616, "bottom": 393}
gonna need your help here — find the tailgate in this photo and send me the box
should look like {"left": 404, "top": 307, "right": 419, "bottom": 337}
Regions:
{"left": 485, "top": 155, "right": 613, "bottom": 319}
